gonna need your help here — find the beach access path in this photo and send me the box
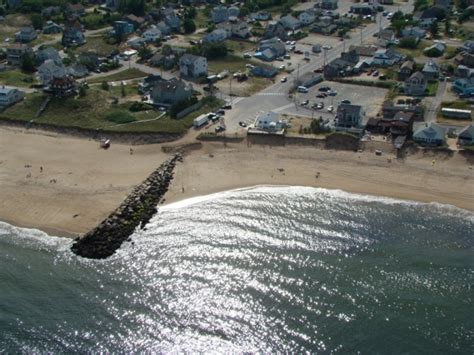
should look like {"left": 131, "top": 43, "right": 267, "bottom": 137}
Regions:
{"left": 0, "top": 126, "right": 473, "bottom": 237}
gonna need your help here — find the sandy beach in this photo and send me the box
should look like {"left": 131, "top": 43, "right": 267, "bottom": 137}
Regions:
{"left": 1, "top": 126, "right": 473, "bottom": 237}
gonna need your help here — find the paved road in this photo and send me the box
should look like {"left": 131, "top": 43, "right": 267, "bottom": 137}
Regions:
{"left": 223, "top": 1, "right": 414, "bottom": 133}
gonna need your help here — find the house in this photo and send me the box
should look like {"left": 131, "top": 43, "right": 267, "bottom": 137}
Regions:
{"left": 452, "top": 77, "right": 474, "bottom": 96}
{"left": 202, "top": 28, "right": 228, "bottom": 43}
{"left": 217, "top": 20, "right": 250, "bottom": 38}
{"left": 298, "top": 10, "right": 316, "bottom": 25}
{"left": 6, "top": 0, "right": 22, "bottom": 9}
{"left": 335, "top": 104, "right": 363, "bottom": 128}
{"left": 114, "top": 21, "right": 134, "bottom": 36}
{"left": 263, "top": 21, "right": 288, "bottom": 41}
{"left": 398, "top": 60, "right": 414, "bottom": 80}
{"left": 434, "top": 0, "right": 450, "bottom": 10}
{"left": 36, "top": 47, "right": 61, "bottom": 65}
{"left": 6, "top": 44, "right": 33, "bottom": 66}
{"left": 47, "top": 76, "right": 77, "bottom": 97}
{"left": 389, "top": 111, "right": 415, "bottom": 137}
{"left": 41, "top": 6, "right": 61, "bottom": 18}
{"left": 15, "top": 27, "right": 37, "bottom": 43}
{"left": 138, "top": 74, "right": 162, "bottom": 94}
{"left": 413, "top": 123, "right": 446, "bottom": 146}
{"left": 156, "top": 21, "right": 172, "bottom": 36}
{"left": 457, "top": 53, "right": 474, "bottom": 68}
{"left": 256, "top": 37, "right": 286, "bottom": 61}
{"left": 320, "top": 0, "right": 338, "bottom": 9}
{"left": 459, "top": 40, "right": 474, "bottom": 54}
{"left": 311, "top": 20, "right": 337, "bottom": 35}
{"left": 295, "top": 73, "right": 323, "bottom": 88}
{"left": 151, "top": 78, "right": 192, "bottom": 105}
{"left": 349, "top": 45, "right": 378, "bottom": 57}
{"left": 37, "top": 59, "right": 67, "bottom": 86}
{"left": 124, "top": 14, "right": 146, "bottom": 29}
{"left": 65, "top": 3, "right": 85, "bottom": 17}
{"left": 324, "top": 58, "right": 353, "bottom": 79}
{"left": 43, "top": 21, "right": 62, "bottom": 34}
{"left": 383, "top": 102, "right": 424, "bottom": 120}
{"left": 373, "top": 48, "right": 402, "bottom": 67}
{"left": 127, "top": 37, "right": 147, "bottom": 49}
{"left": 249, "top": 11, "right": 271, "bottom": 21}
{"left": 254, "top": 111, "right": 287, "bottom": 131}
{"left": 456, "top": 65, "right": 474, "bottom": 79}
{"left": 0, "top": 86, "right": 25, "bottom": 108}
{"left": 404, "top": 72, "right": 427, "bottom": 96}
{"left": 400, "top": 26, "right": 426, "bottom": 40}
{"left": 142, "top": 27, "right": 162, "bottom": 42}
{"left": 105, "top": 0, "right": 120, "bottom": 11}
{"left": 350, "top": 4, "right": 376, "bottom": 15}
{"left": 62, "top": 20, "right": 85, "bottom": 47}
{"left": 423, "top": 42, "right": 446, "bottom": 56}
{"left": 279, "top": 15, "right": 301, "bottom": 30}
{"left": 228, "top": 6, "right": 240, "bottom": 19}
{"left": 250, "top": 66, "right": 278, "bottom": 77}
{"left": 67, "top": 63, "right": 89, "bottom": 78}
{"left": 179, "top": 54, "right": 208, "bottom": 78}
{"left": 457, "top": 125, "right": 474, "bottom": 146}
{"left": 414, "top": 6, "right": 446, "bottom": 22}
{"left": 422, "top": 61, "right": 439, "bottom": 81}
{"left": 377, "top": 29, "right": 397, "bottom": 47}
{"left": 212, "top": 5, "right": 229, "bottom": 23}
{"left": 164, "top": 12, "right": 181, "bottom": 31}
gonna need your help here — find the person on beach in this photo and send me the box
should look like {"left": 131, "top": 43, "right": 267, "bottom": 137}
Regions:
{"left": 130, "top": 148, "right": 134, "bottom": 155}
{"left": 40, "top": 166, "right": 43, "bottom": 173}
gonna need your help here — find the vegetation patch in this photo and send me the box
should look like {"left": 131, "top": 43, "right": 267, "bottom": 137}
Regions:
{"left": 88, "top": 68, "right": 148, "bottom": 84}
{"left": 0, "top": 70, "right": 36, "bottom": 87}
{"left": 104, "top": 110, "right": 136, "bottom": 124}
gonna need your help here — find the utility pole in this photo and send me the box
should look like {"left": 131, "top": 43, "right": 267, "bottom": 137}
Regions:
{"left": 229, "top": 73, "right": 232, "bottom": 105}
{"left": 323, "top": 48, "right": 327, "bottom": 66}
{"left": 360, "top": 28, "right": 363, "bottom": 45}
{"left": 296, "top": 63, "right": 300, "bottom": 85}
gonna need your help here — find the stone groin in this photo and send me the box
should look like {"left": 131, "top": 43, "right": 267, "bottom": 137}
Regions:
{"left": 71, "top": 153, "right": 183, "bottom": 259}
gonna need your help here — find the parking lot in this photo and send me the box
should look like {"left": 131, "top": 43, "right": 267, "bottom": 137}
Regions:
{"left": 294, "top": 81, "right": 388, "bottom": 122}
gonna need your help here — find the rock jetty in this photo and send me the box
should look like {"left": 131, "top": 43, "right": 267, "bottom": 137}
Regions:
{"left": 71, "top": 153, "right": 182, "bottom": 259}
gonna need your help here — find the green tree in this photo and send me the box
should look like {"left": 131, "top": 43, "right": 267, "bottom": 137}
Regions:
{"left": 30, "top": 13, "right": 43, "bottom": 30}
{"left": 101, "top": 81, "right": 110, "bottom": 91}
{"left": 161, "top": 44, "right": 172, "bottom": 55}
{"left": 184, "top": 7, "right": 196, "bottom": 19}
{"left": 79, "top": 85, "right": 87, "bottom": 97}
{"left": 182, "top": 18, "right": 196, "bottom": 34}
{"left": 21, "top": 52, "right": 36, "bottom": 72}
{"left": 138, "top": 46, "right": 152, "bottom": 60}
{"left": 444, "top": 18, "right": 450, "bottom": 35}
{"left": 414, "top": 0, "right": 428, "bottom": 11}
{"left": 206, "top": 23, "right": 215, "bottom": 33}
{"left": 399, "top": 37, "right": 418, "bottom": 49}
{"left": 430, "top": 20, "right": 438, "bottom": 38}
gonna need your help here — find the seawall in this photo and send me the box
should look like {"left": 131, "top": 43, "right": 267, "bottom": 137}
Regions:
{"left": 71, "top": 153, "right": 182, "bottom": 259}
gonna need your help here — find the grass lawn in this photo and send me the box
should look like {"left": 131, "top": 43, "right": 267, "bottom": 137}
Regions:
{"left": 426, "top": 81, "right": 439, "bottom": 96}
{"left": 0, "top": 70, "right": 37, "bottom": 87}
{"left": 0, "top": 88, "right": 223, "bottom": 135}
{"left": 225, "top": 40, "right": 256, "bottom": 54}
{"left": 75, "top": 35, "right": 118, "bottom": 56}
{"left": 396, "top": 40, "right": 430, "bottom": 59}
{"left": 88, "top": 68, "right": 148, "bottom": 84}
{"left": 194, "top": 9, "right": 211, "bottom": 29}
{"left": 208, "top": 54, "right": 271, "bottom": 74}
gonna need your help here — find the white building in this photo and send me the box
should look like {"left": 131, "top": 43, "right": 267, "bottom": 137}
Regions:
{"left": 37, "top": 60, "right": 67, "bottom": 86}
{"left": 254, "top": 111, "right": 287, "bottom": 131}
{"left": 0, "top": 86, "right": 25, "bottom": 108}
{"left": 179, "top": 54, "right": 208, "bottom": 78}
{"left": 217, "top": 21, "right": 250, "bottom": 39}
{"left": 142, "top": 27, "right": 162, "bottom": 42}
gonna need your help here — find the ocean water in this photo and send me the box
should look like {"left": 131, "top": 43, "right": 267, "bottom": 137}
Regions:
{"left": 0, "top": 187, "right": 472, "bottom": 353}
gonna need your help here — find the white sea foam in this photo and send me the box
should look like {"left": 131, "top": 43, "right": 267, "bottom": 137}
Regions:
{"left": 161, "top": 185, "right": 474, "bottom": 220}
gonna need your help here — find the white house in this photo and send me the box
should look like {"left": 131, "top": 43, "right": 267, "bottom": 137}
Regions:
{"left": 0, "top": 86, "right": 25, "bottom": 108}
{"left": 142, "top": 27, "right": 162, "bottom": 42}
{"left": 254, "top": 111, "right": 287, "bottom": 131}
{"left": 202, "top": 28, "right": 228, "bottom": 43}
{"left": 179, "top": 54, "right": 208, "bottom": 78}
{"left": 37, "top": 59, "right": 67, "bottom": 86}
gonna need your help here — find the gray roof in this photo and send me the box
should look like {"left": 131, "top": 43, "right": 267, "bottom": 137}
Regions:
{"left": 413, "top": 123, "right": 445, "bottom": 141}
{"left": 423, "top": 61, "right": 439, "bottom": 73}
{"left": 180, "top": 53, "right": 205, "bottom": 65}
{"left": 458, "top": 124, "right": 474, "bottom": 140}
{"left": 409, "top": 71, "right": 425, "bottom": 81}
{"left": 337, "top": 103, "right": 362, "bottom": 115}
{"left": 0, "top": 86, "right": 20, "bottom": 94}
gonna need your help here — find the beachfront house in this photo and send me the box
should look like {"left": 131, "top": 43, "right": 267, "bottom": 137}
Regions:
{"left": 151, "top": 78, "right": 192, "bottom": 105}
{"left": 179, "top": 54, "right": 208, "bottom": 78}
{"left": 37, "top": 59, "right": 67, "bottom": 86}
{"left": 254, "top": 111, "right": 287, "bottom": 131}
{"left": 0, "top": 86, "right": 25, "bottom": 108}
{"left": 336, "top": 104, "right": 363, "bottom": 129}
{"left": 413, "top": 123, "right": 446, "bottom": 146}
{"left": 457, "top": 125, "right": 474, "bottom": 146}
{"left": 404, "top": 72, "right": 427, "bottom": 96}
{"left": 15, "top": 27, "right": 37, "bottom": 43}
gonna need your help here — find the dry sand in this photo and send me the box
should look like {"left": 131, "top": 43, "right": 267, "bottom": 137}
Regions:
{"left": 1, "top": 126, "right": 473, "bottom": 237}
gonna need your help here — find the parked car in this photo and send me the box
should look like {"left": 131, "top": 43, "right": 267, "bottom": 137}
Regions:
{"left": 297, "top": 86, "right": 309, "bottom": 93}
{"left": 316, "top": 93, "right": 326, "bottom": 98}
{"left": 328, "top": 90, "right": 337, "bottom": 96}
{"left": 276, "top": 57, "right": 284, "bottom": 61}
{"left": 281, "top": 76, "right": 287, "bottom": 83}
{"left": 215, "top": 125, "right": 225, "bottom": 132}
{"left": 322, "top": 44, "right": 332, "bottom": 50}
{"left": 313, "top": 67, "right": 323, "bottom": 73}
{"left": 340, "top": 99, "right": 351, "bottom": 104}
{"left": 239, "top": 121, "right": 247, "bottom": 127}
{"left": 318, "top": 86, "right": 331, "bottom": 92}
{"left": 222, "top": 104, "right": 232, "bottom": 109}
{"left": 327, "top": 105, "right": 334, "bottom": 112}
{"left": 243, "top": 53, "right": 252, "bottom": 58}
{"left": 294, "top": 49, "right": 303, "bottom": 54}
{"left": 217, "top": 109, "right": 225, "bottom": 115}
{"left": 284, "top": 54, "right": 291, "bottom": 59}
{"left": 301, "top": 100, "right": 309, "bottom": 106}
{"left": 245, "top": 63, "right": 255, "bottom": 69}
{"left": 279, "top": 64, "right": 285, "bottom": 70}
{"left": 372, "top": 70, "right": 379, "bottom": 77}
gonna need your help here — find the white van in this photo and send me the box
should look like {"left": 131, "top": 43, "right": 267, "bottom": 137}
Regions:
{"left": 297, "top": 86, "right": 308, "bottom": 93}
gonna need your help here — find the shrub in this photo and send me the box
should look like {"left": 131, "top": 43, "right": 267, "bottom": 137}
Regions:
{"left": 399, "top": 37, "right": 418, "bottom": 49}
{"left": 169, "top": 96, "right": 199, "bottom": 118}
{"left": 129, "top": 102, "right": 153, "bottom": 112}
{"left": 105, "top": 111, "right": 136, "bottom": 124}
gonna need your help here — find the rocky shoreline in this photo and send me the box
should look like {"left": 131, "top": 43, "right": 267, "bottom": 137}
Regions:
{"left": 71, "top": 153, "right": 183, "bottom": 259}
